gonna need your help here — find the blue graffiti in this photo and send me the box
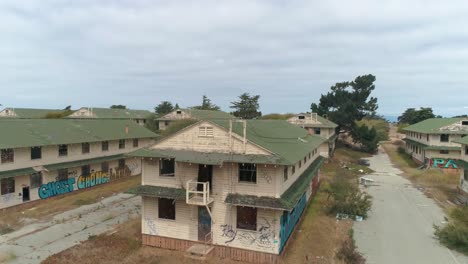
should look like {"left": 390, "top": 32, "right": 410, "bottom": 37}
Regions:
{"left": 38, "top": 178, "right": 76, "bottom": 199}
{"left": 279, "top": 192, "right": 307, "bottom": 252}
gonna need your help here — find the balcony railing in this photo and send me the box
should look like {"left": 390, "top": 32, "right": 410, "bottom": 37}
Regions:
{"left": 186, "top": 181, "right": 214, "bottom": 206}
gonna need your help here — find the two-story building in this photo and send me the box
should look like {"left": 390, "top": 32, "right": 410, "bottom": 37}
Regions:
{"left": 66, "top": 107, "right": 153, "bottom": 126}
{"left": 287, "top": 113, "right": 338, "bottom": 157}
{"left": 128, "top": 119, "right": 328, "bottom": 263}
{"left": 402, "top": 118, "right": 468, "bottom": 169}
{"left": 0, "top": 108, "right": 67, "bottom": 119}
{"left": 454, "top": 136, "right": 468, "bottom": 195}
{"left": 0, "top": 119, "right": 157, "bottom": 209}
{"left": 157, "top": 109, "right": 236, "bottom": 130}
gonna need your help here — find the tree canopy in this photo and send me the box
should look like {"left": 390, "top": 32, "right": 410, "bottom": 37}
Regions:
{"left": 192, "top": 95, "right": 220, "bottom": 111}
{"left": 110, "top": 105, "right": 127, "bottom": 109}
{"left": 398, "top": 107, "right": 438, "bottom": 124}
{"left": 155, "top": 101, "right": 175, "bottom": 115}
{"left": 230, "top": 93, "right": 261, "bottom": 119}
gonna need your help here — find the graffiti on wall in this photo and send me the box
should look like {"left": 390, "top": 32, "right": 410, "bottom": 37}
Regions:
{"left": 77, "top": 171, "right": 109, "bottom": 189}
{"left": 221, "top": 224, "right": 237, "bottom": 243}
{"left": 144, "top": 217, "right": 158, "bottom": 235}
{"left": 221, "top": 218, "right": 277, "bottom": 250}
{"left": 127, "top": 161, "right": 140, "bottom": 174}
{"left": 430, "top": 158, "right": 458, "bottom": 169}
{"left": 259, "top": 169, "right": 272, "bottom": 184}
{"left": 279, "top": 192, "right": 307, "bottom": 253}
{"left": 2, "top": 193, "right": 14, "bottom": 202}
{"left": 38, "top": 178, "right": 76, "bottom": 199}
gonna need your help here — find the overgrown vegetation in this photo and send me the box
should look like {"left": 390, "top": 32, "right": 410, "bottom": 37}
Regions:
{"left": 356, "top": 118, "right": 389, "bottom": 142}
{"left": 144, "top": 113, "right": 159, "bottom": 133}
{"left": 230, "top": 92, "right": 261, "bottom": 119}
{"left": 434, "top": 207, "right": 468, "bottom": 255}
{"left": 0, "top": 225, "right": 14, "bottom": 235}
{"left": 44, "top": 110, "right": 74, "bottom": 119}
{"left": 159, "top": 119, "right": 198, "bottom": 138}
{"left": 398, "top": 107, "right": 440, "bottom": 124}
{"left": 336, "top": 228, "right": 366, "bottom": 264}
{"left": 260, "top": 113, "right": 295, "bottom": 120}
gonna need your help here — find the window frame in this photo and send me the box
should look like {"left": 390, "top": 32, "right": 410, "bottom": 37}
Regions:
{"left": 81, "top": 165, "right": 91, "bottom": 177}
{"left": 118, "top": 139, "right": 126, "bottom": 149}
{"left": 440, "top": 134, "right": 449, "bottom": 142}
{"left": 1, "top": 148, "right": 14, "bottom": 163}
{"left": 283, "top": 166, "right": 288, "bottom": 181}
{"left": 314, "top": 127, "right": 321, "bottom": 135}
{"left": 102, "top": 141, "right": 109, "bottom": 152}
{"left": 82, "top": 142, "right": 90, "bottom": 154}
{"left": 236, "top": 206, "right": 257, "bottom": 231}
{"left": 158, "top": 198, "right": 176, "bottom": 220}
{"left": 101, "top": 162, "right": 109, "bottom": 173}
{"left": 439, "top": 150, "right": 449, "bottom": 154}
{"left": 118, "top": 159, "right": 126, "bottom": 169}
{"left": 159, "top": 158, "right": 175, "bottom": 177}
{"left": 58, "top": 144, "right": 68, "bottom": 157}
{"left": 1, "top": 177, "right": 15, "bottom": 195}
{"left": 238, "top": 163, "right": 257, "bottom": 183}
{"left": 198, "top": 126, "right": 214, "bottom": 138}
{"left": 31, "top": 146, "right": 42, "bottom": 160}
{"left": 133, "top": 138, "right": 139, "bottom": 148}
{"left": 57, "top": 168, "right": 69, "bottom": 181}
{"left": 30, "top": 172, "right": 43, "bottom": 188}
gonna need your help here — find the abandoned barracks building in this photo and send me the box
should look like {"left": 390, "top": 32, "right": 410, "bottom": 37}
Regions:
{"left": 454, "top": 136, "right": 468, "bottom": 196}
{"left": 0, "top": 107, "right": 67, "bottom": 119}
{"left": 403, "top": 118, "right": 468, "bottom": 169}
{"left": 0, "top": 119, "right": 157, "bottom": 209}
{"left": 287, "top": 113, "right": 338, "bottom": 157}
{"left": 128, "top": 119, "right": 328, "bottom": 263}
{"left": 157, "top": 109, "right": 235, "bottom": 130}
{"left": 66, "top": 107, "right": 153, "bottom": 126}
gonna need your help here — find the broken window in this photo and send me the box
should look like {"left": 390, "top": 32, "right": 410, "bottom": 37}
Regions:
{"left": 119, "top": 139, "right": 126, "bottom": 149}
{"left": 31, "top": 146, "right": 42, "bottom": 160}
{"left": 239, "top": 163, "right": 256, "bottom": 183}
{"left": 102, "top": 141, "right": 109, "bottom": 151}
{"left": 30, "top": 172, "right": 43, "bottom": 188}
{"left": 1, "top": 177, "right": 15, "bottom": 195}
{"left": 236, "top": 206, "right": 257, "bottom": 231}
{"left": 1, "top": 149, "right": 14, "bottom": 163}
{"left": 81, "top": 165, "right": 91, "bottom": 176}
{"left": 58, "top": 169, "right": 68, "bottom": 181}
{"left": 160, "top": 159, "right": 175, "bottom": 176}
{"left": 133, "top": 138, "right": 139, "bottom": 148}
{"left": 58, "top": 144, "right": 68, "bottom": 157}
{"left": 283, "top": 166, "right": 288, "bottom": 181}
{"left": 158, "top": 198, "right": 175, "bottom": 220}
{"left": 440, "top": 134, "right": 449, "bottom": 142}
{"left": 82, "top": 142, "right": 90, "bottom": 154}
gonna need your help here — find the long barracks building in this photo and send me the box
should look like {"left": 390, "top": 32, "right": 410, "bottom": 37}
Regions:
{"left": 0, "top": 119, "right": 157, "bottom": 209}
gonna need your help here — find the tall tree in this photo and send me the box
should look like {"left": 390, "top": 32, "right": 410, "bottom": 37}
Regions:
{"left": 110, "top": 105, "right": 127, "bottom": 109}
{"left": 398, "top": 107, "right": 436, "bottom": 124}
{"left": 230, "top": 93, "right": 261, "bottom": 119}
{"left": 193, "top": 95, "right": 220, "bottom": 110}
{"left": 155, "top": 101, "right": 175, "bottom": 115}
{"left": 63, "top": 105, "right": 72, "bottom": 111}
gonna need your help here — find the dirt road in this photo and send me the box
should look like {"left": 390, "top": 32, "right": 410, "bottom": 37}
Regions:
{"left": 353, "top": 148, "right": 468, "bottom": 264}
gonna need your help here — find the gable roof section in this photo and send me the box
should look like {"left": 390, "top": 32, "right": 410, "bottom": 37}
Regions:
{"left": 454, "top": 135, "right": 468, "bottom": 145}
{"left": 68, "top": 107, "right": 153, "bottom": 119}
{"left": 292, "top": 113, "right": 338, "bottom": 128}
{"left": 0, "top": 119, "right": 158, "bottom": 149}
{"left": 158, "top": 109, "right": 235, "bottom": 121}
{"left": 1, "top": 108, "right": 66, "bottom": 118}
{"left": 403, "top": 118, "right": 468, "bottom": 134}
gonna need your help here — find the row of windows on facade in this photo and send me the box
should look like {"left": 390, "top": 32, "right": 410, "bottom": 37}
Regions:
{"left": 0, "top": 159, "right": 126, "bottom": 196}
{"left": 158, "top": 147, "right": 318, "bottom": 184}
{"left": 157, "top": 198, "right": 258, "bottom": 231}
{"left": 408, "top": 132, "right": 468, "bottom": 143}
{"left": 408, "top": 143, "right": 453, "bottom": 155}
{"left": 0, "top": 139, "right": 139, "bottom": 164}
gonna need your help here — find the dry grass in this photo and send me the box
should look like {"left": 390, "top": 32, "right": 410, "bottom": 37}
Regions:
{"left": 0, "top": 175, "right": 141, "bottom": 232}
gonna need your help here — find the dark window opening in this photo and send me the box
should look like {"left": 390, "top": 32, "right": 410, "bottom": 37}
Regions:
{"left": 427, "top": 134, "right": 429, "bottom": 141}
{"left": 118, "top": 159, "right": 126, "bottom": 169}
{"left": 298, "top": 160, "right": 302, "bottom": 169}
{"left": 119, "top": 139, "right": 126, "bottom": 149}
{"left": 440, "top": 134, "right": 449, "bottom": 142}
{"left": 314, "top": 128, "right": 321, "bottom": 135}
{"left": 82, "top": 142, "right": 90, "bottom": 154}
{"left": 102, "top": 141, "right": 109, "bottom": 151}
{"left": 133, "top": 139, "right": 139, "bottom": 148}
{"left": 236, "top": 206, "right": 257, "bottom": 231}
{"left": 292, "top": 165, "right": 296, "bottom": 175}
{"left": 1, "top": 148, "right": 14, "bottom": 163}
{"left": 1, "top": 177, "right": 15, "bottom": 195}
{"left": 31, "top": 146, "right": 42, "bottom": 160}
{"left": 81, "top": 165, "right": 91, "bottom": 176}
{"left": 30, "top": 172, "right": 43, "bottom": 188}
{"left": 239, "top": 163, "right": 256, "bottom": 183}
{"left": 158, "top": 198, "right": 175, "bottom": 220}
{"left": 58, "top": 144, "right": 68, "bottom": 157}
{"left": 465, "top": 147, "right": 468, "bottom": 155}
{"left": 176, "top": 110, "right": 182, "bottom": 114}
{"left": 283, "top": 167, "right": 288, "bottom": 181}
{"left": 160, "top": 159, "right": 175, "bottom": 176}
{"left": 462, "top": 121, "right": 468, "bottom": 126}
{"left": 464, "top": 169, "right": 468, "bottom": 181}
{"left": 439, "top": 150, "right": 449, "bottom": 154}
{"left": 58, "top": 169, "right": 68, "bottom": 181}
{"left": 298, "top": 115, "right": 305, "bottom": 120}
{"left": 101, "top": 162, "right": 109, "bottom": 173}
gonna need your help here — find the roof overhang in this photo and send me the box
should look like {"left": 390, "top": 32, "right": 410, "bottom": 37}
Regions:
{"left": 126, "top": 185, "right": 186, "bottom": 200}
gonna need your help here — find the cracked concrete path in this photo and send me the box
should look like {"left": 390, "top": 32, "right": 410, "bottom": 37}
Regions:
{"left": 0, "top": 193, "right": 141, "bottom": 264}
{"left": 354, "top": 148, "right": 468, "bottom": 264}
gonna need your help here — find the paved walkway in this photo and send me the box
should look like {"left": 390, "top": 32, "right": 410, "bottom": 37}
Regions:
{"left": 0, "top": 193, "right": 141, "bottom": 264}
{"left": 354, "top": 148, "right": 468, "bottom": 264}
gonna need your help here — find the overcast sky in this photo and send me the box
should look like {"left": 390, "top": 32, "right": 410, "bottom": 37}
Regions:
{"left": 1, "top": 0, "right": 467, "bottom": 117}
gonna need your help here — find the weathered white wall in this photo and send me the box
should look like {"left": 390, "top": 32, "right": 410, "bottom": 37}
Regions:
{"left": 0, "top": 108, "right": 16, "bottom": 117}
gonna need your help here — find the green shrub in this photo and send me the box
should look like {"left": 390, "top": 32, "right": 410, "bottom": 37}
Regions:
{"left": 336, "top": 228, "right": 366, "bottom": 264}
{"left": 434, "top": 207, "right": 468, "bottom": 255}
{"left": 327, "top": 175, "right": 372, "bottom": 218}
{"left": 397, "top": 146, "right": 406, "bottom": 154}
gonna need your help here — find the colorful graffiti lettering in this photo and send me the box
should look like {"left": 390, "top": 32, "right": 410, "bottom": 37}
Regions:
{"left": 430, "top": 158, "right": 458, "bottom": 169}
{"left": 77, "top": 171, "right": 109, "bottom": 189}
{"left": 38, "top": 178, "right": 76, "bottom": 199}
{"left": 279, "top": 192, "right": 307, "bottom": 252}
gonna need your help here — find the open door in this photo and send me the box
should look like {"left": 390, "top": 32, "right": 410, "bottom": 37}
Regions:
{"left": 22, "top": 187, "right": 30, "bottom": 202}
{"left": 198, "top": 206, "right": 212, "bottom": 241}
{"left": 197, "top": 165, "right": 213, "bottom": 191}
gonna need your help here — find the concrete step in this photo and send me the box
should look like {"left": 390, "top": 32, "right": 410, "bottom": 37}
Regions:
{"left": 185, "top": 243, "right": 214, "bottom": 261}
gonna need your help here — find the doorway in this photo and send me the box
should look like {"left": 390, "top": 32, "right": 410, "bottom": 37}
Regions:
{"left": 22, "top": 187, "right": 30, "bottom": 202}
{"left": 198, "top": 206, "right": 212, "bottom": 241}
{"left": 197, "top": 165, "right": 213, "bottom": 191}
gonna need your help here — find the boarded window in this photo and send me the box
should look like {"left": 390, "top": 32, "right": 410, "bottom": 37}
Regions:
{"left": 58, "top": 144, "right": 68, "bottom": 156}
{"left": 1, "top": 148, "right": 14, "bottom": 163}
{"left": 58, "top": 169, "right": 69, "bottom": 181}
{"left": 237, "top": 206, "right": 257, "bottom": 231}
{"left": 119, "top": 140, "right": 126, "bottom": 149}
{"left": 160, "top": 159, "right": 175, "bottom": 176}
{"left": 158, "top": 198, "right": 175, "bottom": 220}
{"left": 239, "top": 163, "right": 256, "bottom": 183}
{"left": 82, "top": 142, "right": 90, "bottom": 154}
{"left": 31, "top": 146, "right": 42, "bottom": 160}
{"left": 101, "top": 162, "right": 109, "bottom": 173}
{"left": 82, "top": 165, "right": 91, "bottom": 176}
{"left": 440, "top": 134, "right": 449, "bottom": 142}
{"left": 30, "top": 172, "right": 43, "bottom": 188}
{"left": 1, "top": 177, "right": 15, "bottom": 195}
{"left": 102, "top": 141, "right": 109, "bottom": 151}
{"left": 283, "top": 167, "right": 288, "bottom": 181}
{"left": 133, "top": 139, "right": 139, "bottom": 148}
{"left": 199, "top": 126, "right": 214, "bottom": 137}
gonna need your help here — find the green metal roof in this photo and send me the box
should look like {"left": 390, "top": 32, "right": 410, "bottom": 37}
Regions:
{"left": 0, "top": 108, "right": 67, "bottom": 119}
{"left": 127, "top": 148, "right": 280, "bottom": 165}
{"left": 0, "top": 167, "right": 36, "bottom": 180}
{"left": 158, "top": 109, "right": 235, "bottom": 121}
{"left": 454, "top": 136, "right": 468, "bottom": 145}
{"left": 225, "top": 156, "right": 325, "bottom": 210}
{"left": 127, "top": 185, "right": 186, "bottom": 200}
{"left": 44, "top": 154, "right": 126, "bottom": 171}
{"left": 403, "top": 138, "right": 461, "bottom": 151}
{"left": 0, "top": 119, "right": 158, "bottom": 149}
{"left": 211, "top": 119, "right": 327, "bottom": 165}
{"left": 403, "top": 118, "right": 468, "bottom": 134}
{"left": 294, "top": 113, "right": 338, "bottom": 128}
{"left": 68, "top": 108, "right": 153, "bottom": 119}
